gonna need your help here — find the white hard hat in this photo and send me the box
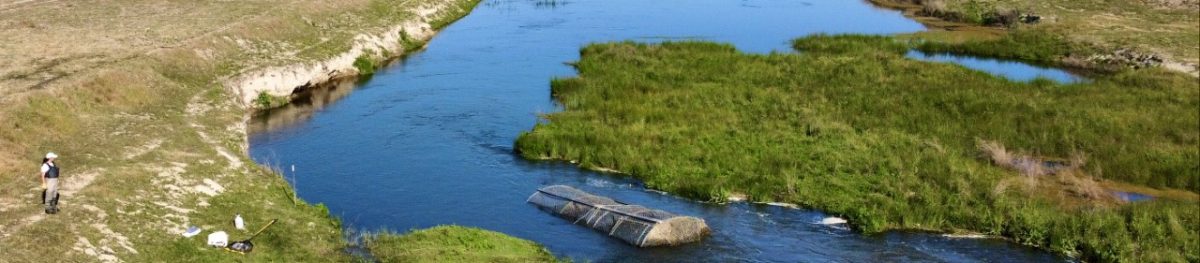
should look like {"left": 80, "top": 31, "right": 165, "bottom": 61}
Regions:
{"left": 45, "top": 152, "right": 58, "bottom": 159}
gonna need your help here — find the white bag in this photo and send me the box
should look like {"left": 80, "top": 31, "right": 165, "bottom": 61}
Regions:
{"left": 182, "top": 226, "right": 202, "bottom": 238}
{"left": 235, "top": 214, "right": 245, "bottom": 230}
{"left": 207, "top": 231, "right": 228, "bottom": 247}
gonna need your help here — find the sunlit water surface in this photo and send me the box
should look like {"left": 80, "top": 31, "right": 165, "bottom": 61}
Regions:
{"left": 250, "top": 0, "right": 1070, "bottom": 261}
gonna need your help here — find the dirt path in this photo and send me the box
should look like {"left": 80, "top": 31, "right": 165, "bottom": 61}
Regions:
{"left": 0, "top": 0, "right": 58, "bottom": 12}
{"left": 0, "top": 107, "right": 239, "bottom": 262}
{"left": 0, "top": 169, "right": 100, "bottom": 238}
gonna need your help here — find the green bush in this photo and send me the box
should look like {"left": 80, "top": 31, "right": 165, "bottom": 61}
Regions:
{"left": 353, "top": 54, "right": 377, "bottom": 76}
{"left": 254, "top": 91, "right": 288, "bottom": 109}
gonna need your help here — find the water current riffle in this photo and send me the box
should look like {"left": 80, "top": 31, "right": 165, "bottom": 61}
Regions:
{"left": 250, "top": 0, "right": 1072, "bottom": 261}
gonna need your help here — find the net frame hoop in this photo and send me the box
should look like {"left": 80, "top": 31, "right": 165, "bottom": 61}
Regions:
{"left": 534, "top": 189, "right": 664, "bottom": 223}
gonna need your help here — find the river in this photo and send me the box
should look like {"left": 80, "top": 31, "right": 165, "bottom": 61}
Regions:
{"left": 249, "top": 0, "right": 1070, "bottom": 261}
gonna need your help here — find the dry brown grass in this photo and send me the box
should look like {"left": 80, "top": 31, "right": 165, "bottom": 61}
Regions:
{"left": 0, "top": 0, "right": 391, "bottom": 101}
{"left": 869, "top": 0, "right": 1011, "bottom": 37}
{"left": 0, "top": 0, "right": 461, "bottom": 187}
{"left": 875, "top": 0, "right": 1200, "bottom": 73}
{"left": 978, "top": 139, "right": 1066, "bottom": 177}
{"left": 1054, "top": 170, "right": 1112, "bottom": 203}
{"left": 980, "top": 139, "right": 1151, "bottom": 208}
{"left": 0, "top": 0, "right": 478, "bottom": 261}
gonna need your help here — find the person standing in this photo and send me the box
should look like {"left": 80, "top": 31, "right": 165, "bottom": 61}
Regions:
{"left": 40, "top": 152, "right": 60, "bottom": 214}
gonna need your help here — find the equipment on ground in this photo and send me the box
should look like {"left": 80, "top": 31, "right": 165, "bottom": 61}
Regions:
{"left": 527, "top": 185, "right": 710, "bottom": 247}
{"left": 180, "top": 224, "right": 201, "bottom": 237}
{"left": 234, "top": 214, "right": 245, "bottom": 230}
{"left": 183, "top": 226, "right": 202, "bottom": 237}
{"left": 225, "top": 219, "right": 278, "bottom": 254}
{"left": 207, "top": 231, "right": 229, "bottom": 247}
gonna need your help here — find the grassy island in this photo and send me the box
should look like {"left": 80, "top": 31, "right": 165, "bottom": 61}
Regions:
{"left": 366, "top": 226, "right": 559, "bottom": 263}
{"left": 516, "top": 36, "right": 1198, "bottom": 262}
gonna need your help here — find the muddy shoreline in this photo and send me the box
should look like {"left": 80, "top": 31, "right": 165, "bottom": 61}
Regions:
{"left": 867, "top": 0, "right": 1199, "bottom": 76}
{"left": 226, "top": 2, "right": 471, "bottom": 111}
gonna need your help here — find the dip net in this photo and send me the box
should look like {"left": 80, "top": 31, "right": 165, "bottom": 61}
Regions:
{"left": 527, "top": 185, "right": 710, "bottom": 247}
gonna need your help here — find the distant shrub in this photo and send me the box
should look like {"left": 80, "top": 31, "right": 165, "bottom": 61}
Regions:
{"left": 254, "top": 92, "right": 288, "bottom": 109}
{"left": 353, "top": 54, "right": 376, "bottom": 76}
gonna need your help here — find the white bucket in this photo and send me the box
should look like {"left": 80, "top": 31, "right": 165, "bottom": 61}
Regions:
{"left": 207, "top": 231, "right": 229, "bottom": 247}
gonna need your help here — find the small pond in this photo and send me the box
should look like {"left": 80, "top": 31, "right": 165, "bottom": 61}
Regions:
{"left": 907, "top": 50, "right": 1085, "bottom": 83}
{"left": 1112, "top": 191, "right": 1154, "bottom": 202}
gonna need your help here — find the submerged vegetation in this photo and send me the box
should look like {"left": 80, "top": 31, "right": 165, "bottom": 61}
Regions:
{"left": 516, "top": 36, "right": 1199, "bottom": 262}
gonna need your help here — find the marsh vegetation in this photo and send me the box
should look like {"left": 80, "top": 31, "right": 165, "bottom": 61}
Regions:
{"left": 365, "top": 226, "right": 559, "bottom": 263}
{"left": 517, "top": 36, "right": 1199, "bottom": 262}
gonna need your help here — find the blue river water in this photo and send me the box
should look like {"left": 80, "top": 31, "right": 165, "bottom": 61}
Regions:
{"left": 249, "top": 0, "right": 1070, "bottom": 261}
{"left": 907, "top": 51, "right": 1083, "bottom": 83}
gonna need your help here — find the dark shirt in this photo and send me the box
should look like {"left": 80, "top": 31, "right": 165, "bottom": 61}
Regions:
{"left": 43, "top": 163, "right": 59, "bottom": 179}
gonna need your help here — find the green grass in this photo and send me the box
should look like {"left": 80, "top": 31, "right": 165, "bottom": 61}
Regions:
{"left": 912, "top": 29, "right": 1091, "bottom": 67}
{"left": 255, "top": 91, "right": 292, "bottom": 109}
{"left": 430, "top": 0, "right": 484, "bottom": 29}
{"left": 354, "top": 54, "right": 378, "bottom": 76}
{"left": 365, "top": 226, "right": 559, "bottom": 263}
{"left": 793, "top": 34, "right": 908, "bottom": 55}
{"left": 515, "top": 37, "right": 1199, "bottom": 262}
{"left": 129, "top": 167, "right": 351, "bottom": 262}
{"left": 0, "top": 64, "right": 355, "bottom": 262}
